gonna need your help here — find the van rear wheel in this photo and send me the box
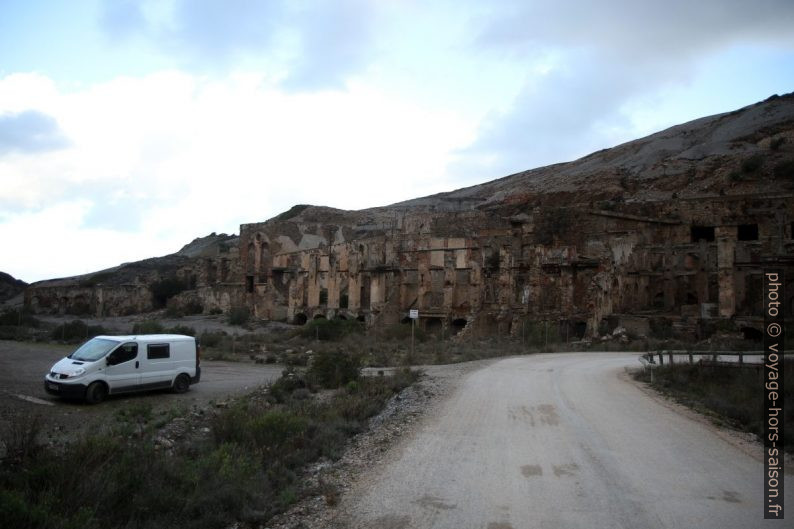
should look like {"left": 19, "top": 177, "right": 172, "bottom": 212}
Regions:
{"left": 85, "top": 382, "right": 107, "bottom": 404}
{"left": 173, "top": 374, "right": 190, "bottom": 394}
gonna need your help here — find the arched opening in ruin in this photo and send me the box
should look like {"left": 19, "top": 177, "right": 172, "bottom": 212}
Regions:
{"left": 356, "top": 314, "right": 366, "bottom": 323}
{"left": 259, "top": 242, "right": 270, "bottom": 283}
{"left": 451, "top": 318, "right": 467, "bottom": 335}
{"left": 740, "top": 326, "right": 762, "bottom": 342}
{"left": 573, "top": 321, "right": 587, "bottom": 339}
{"left": 293, "top": 313, "right": 308, "bottom": 325}
{"left": 313, "top": 314, "right": 327, "bottom": 320}
{"left": 652, "top": 292, "right": 664, "bottom": 310}
{"left": 334, "top": 314, "right": 347, "bottom": 320}
{"left": 247, "top": 242, "right": 256, "bottom": 273}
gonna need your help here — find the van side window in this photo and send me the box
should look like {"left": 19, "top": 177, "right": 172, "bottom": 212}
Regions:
{"left": 113, "top": 343, "right": 138, "bottom": 364}
{"left": 147, "top": 344, "right": 170, "bottom": 360}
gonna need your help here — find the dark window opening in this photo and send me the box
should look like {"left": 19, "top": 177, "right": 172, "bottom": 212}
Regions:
{"left": 245, "top": 275, "right": 254, "bottom": 293}
{"left": 451, "top": 318, "right": 467, "bottom": 335}
{"left": 340, "top": 292, "right": 349, "bottom": 309}
{"left": 691, "top": 226, "right": 715, "bottom": 242}
{"left": 573, "top": 321, "right": 587, "bottom": 339}
{"left": 652, "top": 292, "right": 665, "bottom": 310}
{"left": 293, "top": 313, "right": 307, "bottom": 325}
{"left": 319, "top": 288, "right": 328, "bottom": 305}
{"left": 737, "top": 224, "right": 758, "bottom": 241}
{"left": 356, "top": 314, "right": 366, "bottom": 323}
{"left": 147, "top": 343, "right": 170, "bottom": 360}
{"left": 740, "top": 327, "right": 762, "bottom": 342}
{"left": 686, "top": 292, "right": 698, "bottom": 304}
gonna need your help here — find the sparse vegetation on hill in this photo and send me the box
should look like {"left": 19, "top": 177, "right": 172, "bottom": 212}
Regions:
{"left": 0, "top": 368, "right": 421, "bottom": 529}
{"left": 634, "top": 360, "right": 793, "bottom": 453}
{"left": 50, "top": 320, "right": 108, "bottom": 342}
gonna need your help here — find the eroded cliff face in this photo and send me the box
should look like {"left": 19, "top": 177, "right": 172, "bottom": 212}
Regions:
{"left": 23, "top": 93, "right": 794, "bottom": 341}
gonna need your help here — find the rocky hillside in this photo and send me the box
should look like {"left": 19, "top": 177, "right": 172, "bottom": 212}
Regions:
{"left": 0, "top": 272, "right": 27, "bottom": 304}
{"left": 20, "top": 92, "right": 794, "bottom": 325}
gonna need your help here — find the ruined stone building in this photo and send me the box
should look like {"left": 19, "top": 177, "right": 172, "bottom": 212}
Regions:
{"left": 24, "top": 93, "right": 794, "bottom": 341}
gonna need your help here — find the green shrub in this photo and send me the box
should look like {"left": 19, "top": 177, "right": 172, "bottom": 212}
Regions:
{"left": 307, "top": 349, "right": 361, "bottom": 388}
{"left": 51, "top": 320, "right": 108, "bottom": 342}
{"left": 165, "top": 325, "right": 196, "bottom": 336}
{"left": 774, "top": 159, "right": 794, "bottom": 179}
{"left": 198, "top": 330, "right": 225, "bottom": 347}
{"left": 228, "top": 306, "right": 250, "bottom": 326}
{"left": 634, "top": 360, "right": 793, "bottom": 451}
{"left": 131, "top": 320, "right": 164, "bottom": 334}
{"left": 740, "top": 154, "right": 763, "bottom": 174}
{"left": 299, "top": 318, "right": 364, "bottom": 341}
{"left": 0, "top": 368, "right": 423, "bottom": 529}
{"left": 375, "top": 322, "right": 427, "bottom": 342}
{"left": 0, "top": 309, "right": 39, "bottom": 328}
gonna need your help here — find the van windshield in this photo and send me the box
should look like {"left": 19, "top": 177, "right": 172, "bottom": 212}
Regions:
{"left": 70, "top": 338, "right": 119, "bottom": 362}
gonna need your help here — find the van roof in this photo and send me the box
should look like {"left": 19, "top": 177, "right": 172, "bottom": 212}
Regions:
{"left": 94, "top": 334, "right": 196, "bottom": 342}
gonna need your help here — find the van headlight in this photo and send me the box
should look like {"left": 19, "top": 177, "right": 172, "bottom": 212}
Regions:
{"left": 66, "top": 368, "right": 85, "bottom": 378}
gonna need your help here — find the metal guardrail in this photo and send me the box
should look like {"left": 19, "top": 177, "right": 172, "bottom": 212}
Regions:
{"left": 639, "top": 350, "right": 793, "bottom": 368}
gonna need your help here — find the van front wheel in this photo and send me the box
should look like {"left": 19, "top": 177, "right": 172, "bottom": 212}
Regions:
{"left": 173, "top": 374, "right": 190, "bottom": 394}
{"left": 85, "top": 382, "right": 107, "bottom": 404}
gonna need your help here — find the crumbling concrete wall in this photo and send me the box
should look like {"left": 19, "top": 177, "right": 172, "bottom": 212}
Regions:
{"left": 235, "top": 193, "right": 793, "bottom": 342}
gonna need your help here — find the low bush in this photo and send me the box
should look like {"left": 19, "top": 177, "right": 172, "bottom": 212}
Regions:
{"left": 298, "top": 318, "right": 364, "bottom": 341}
{"left": 51, "top": 320, "right": 108, "bottom": 342}
{"left": 740, "top": 154, "right": 764, "bottom": 174}
{"left": 228, "top": 306, "right": 250, "bottom": 326}
{"left": 774, "top": 159, "right": 794, "bottom": 180}
{"left": 307, "top": 349, "right": 361, "bottom": 388}
{"left": 0, "top": 308, "right": 39, "bottom": 328}
{"left": 131, "top": 320, "right": 165, "bottom": 334}
{"left": 165, "top": 325, "right": 196, "bottom": 337}
{"left": 198, "top": 330, "right": 226, "bottom": 348}
{"left": 0, "top": 367, "right": 421, "bottom": 529}
{"left": 634, "top": 359, "right": 793, "bottom": 451}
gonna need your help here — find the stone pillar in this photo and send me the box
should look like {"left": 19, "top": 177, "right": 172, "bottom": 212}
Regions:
{"left": 716, "top": 226, "right": 736, "bottom": 317}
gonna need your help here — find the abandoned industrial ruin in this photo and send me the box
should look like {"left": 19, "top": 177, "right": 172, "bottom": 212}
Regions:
{"left": 23, "top": 93, "right": 794, "bottom": 342}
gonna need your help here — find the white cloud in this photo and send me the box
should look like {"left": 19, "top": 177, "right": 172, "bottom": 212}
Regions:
{"left": 0, "top": 71, "right": 476, "bottom": 282}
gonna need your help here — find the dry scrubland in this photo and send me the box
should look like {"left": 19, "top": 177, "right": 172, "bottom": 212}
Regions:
{"left": 0, "top": 308, "right": 787, "bottom": 528}
{"left": 633, "top": 359, "right": 793, "bottom": 452}
{"left": 0, "top": 340, "right": 419, "bottom": 529}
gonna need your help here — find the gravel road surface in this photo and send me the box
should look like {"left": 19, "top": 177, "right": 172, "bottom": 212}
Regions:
{"left": 339, "top": 352, "right": 793, "bottom": 529}
{"left": 0, "top": 340, "right": 284, "bottom": 440}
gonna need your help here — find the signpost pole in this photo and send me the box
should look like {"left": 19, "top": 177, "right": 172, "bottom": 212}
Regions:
{"left": 409, "top": 309, "right": 419, "bottom": 360}
{"left": 411, "top": 318, "right": 415, "bottom": 359}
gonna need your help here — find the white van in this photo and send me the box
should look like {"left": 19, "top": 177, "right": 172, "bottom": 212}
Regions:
{"left": 44, "top": 334, "right": 201, "bottom": 403}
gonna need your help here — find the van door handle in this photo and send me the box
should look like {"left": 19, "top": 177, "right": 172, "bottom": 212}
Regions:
{"left": 135, "top": 361, "right": 139, "bottom": 369}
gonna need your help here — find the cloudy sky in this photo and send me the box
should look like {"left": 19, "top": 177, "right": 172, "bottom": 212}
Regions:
{"left": 2, "top": 0, "right": 793, "bottom": 283}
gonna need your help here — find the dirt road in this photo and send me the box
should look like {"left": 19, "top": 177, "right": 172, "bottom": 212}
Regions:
{"left": 339, "top": 353, "right": 793, "bottom": 529}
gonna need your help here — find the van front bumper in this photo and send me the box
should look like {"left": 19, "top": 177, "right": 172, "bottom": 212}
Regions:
{"left": 44, "top": 379, "right": 87, "bottom": 398}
